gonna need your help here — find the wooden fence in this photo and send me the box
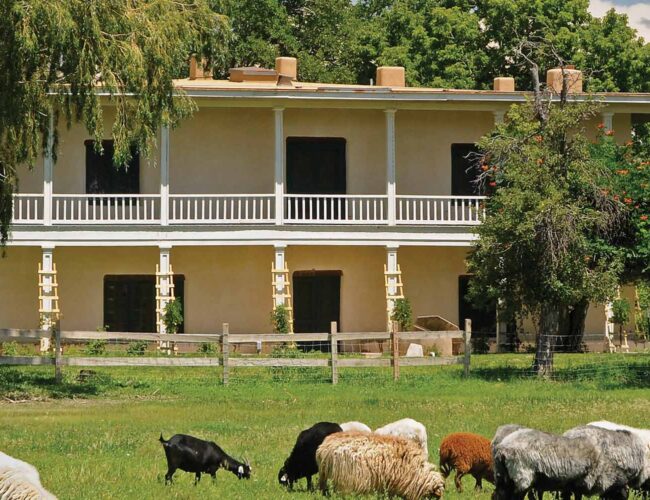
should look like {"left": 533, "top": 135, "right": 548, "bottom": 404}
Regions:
{"left": 0, "top": 320, "right": 472, "bottom": 385}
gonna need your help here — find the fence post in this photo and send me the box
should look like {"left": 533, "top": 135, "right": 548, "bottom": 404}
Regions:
{"left": 222, "top": 323, "right": 229, "bottom": 385}
{"left": 391, "top": 321, "right": 400, "bottom": 381}
{"left": 330, "top": 321, "right": 338, "bottom": 385}
{"left": 463, "top": 318, "right": 472, "bottom": 377}
{"left": 53, "top": 319, "right": 62, "bottom": 384}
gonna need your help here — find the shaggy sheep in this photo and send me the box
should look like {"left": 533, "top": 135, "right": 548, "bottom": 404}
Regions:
{"left": 492, "top": 426, "right": 598, "bottom": 500}
{"left": 278, "top": 422, "right": 342, "bottom": 491}
{"left": 589, "top": 421, "right": 650, "bottom": 492}
{"left": 340, "top": 421, "right": 371, "bottom": 433}
{"left": 0, "top": 452, "right": 56, "bottom": 499}
{"left": 316, "top": 431, "right": 444, "bottom": 500}
{"left": 439, "top": 432, "right": 494, "bottom": 492}
{"left": 563, "top": 425, "right": 645, "bottom": 499}
{"left": 375, "top": 418, "right": 429, "bottom": 458}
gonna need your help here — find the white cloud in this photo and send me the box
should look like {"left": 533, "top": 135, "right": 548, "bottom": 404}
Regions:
{"left": 590, "top": 0, "right": 650, "bottom": 41}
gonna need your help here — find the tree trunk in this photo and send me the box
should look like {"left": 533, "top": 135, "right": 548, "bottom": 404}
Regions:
{"left": 558, "top": 300, "right": 588, "bottom": 352}
{"left": 533, "top": 303, "right": 560, "bottom": 376}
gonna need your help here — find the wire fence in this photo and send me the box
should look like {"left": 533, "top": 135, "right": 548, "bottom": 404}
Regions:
{"left": 2, "top": 325, "right": 650, "bottom": 386}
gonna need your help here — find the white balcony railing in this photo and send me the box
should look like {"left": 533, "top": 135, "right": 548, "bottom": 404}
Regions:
{"left": 12, "top": 194, "right": 486, "bottom": 226}
{"left": 169, "top": 195, "right": 275, "bottom": 224}
{"left": 53, "top": 195, "right": 160, "bottom": 224}
{"left": 396, "top": 196, "right": 485, "bottom": 225}
{"left": 285, "top": 195, "right": 388, "bottom": 224}
{"left": 12, "top": 194, "right": 44, "bottom": 224}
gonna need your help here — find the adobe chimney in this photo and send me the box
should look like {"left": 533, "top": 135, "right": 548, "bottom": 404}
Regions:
{"left": 376, "top": 66, "right": 406, "bottom": 87}
{"left": 276, "top": 57, "right": 298, "bottom": 81}
{"left": 546, "top": 66, "right": 582, "bottom": 94}
{"left": 189, "top": 56, "right": 212, "bottom": 80}
{"left": 493, "top": 77, "right": 515, "bottom": 92}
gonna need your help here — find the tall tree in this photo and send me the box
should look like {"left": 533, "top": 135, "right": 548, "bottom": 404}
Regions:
{"left": 0, "top": 0, "right": 227, "bottom": 244}
{"left": 467, "top": 64, "right": 625, "bottom": 375}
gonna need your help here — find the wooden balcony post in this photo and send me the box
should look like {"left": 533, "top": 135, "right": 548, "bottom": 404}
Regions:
{"left": 385, "top": 109, "right": 397, "bottom": 226}
{"left": 160, "top": 124, "right": 170, "bottom": 226}
{"left": 602, "top": 112, "right": 614, "bottom": 132}
{"left": 44, "top": 113, "right": 54, "bottom": 226}
{"left": 274, "top": 108, "right": 285, "bottom": 225}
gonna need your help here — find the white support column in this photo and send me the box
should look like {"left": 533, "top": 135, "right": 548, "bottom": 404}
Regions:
{"left": 493, "top": 110, "right": 505, "bottom": 125}
{"left": 158, "top": 245, "right": 172, "bottom": 334}
{"left": 274, "top": 244, "right": 286, "bottom": 306}
{"left": 43, "top": 114, "right": 54, "bottom": 226}
{"left": 160, "top": 125, "right": 170, "bottom": 226}
{"left": 602, "top": 112, "right": 614, "bottom": 132}
{"left": 386, "top": 244, "right": 399, "bottom": 321}
{"left": 385, "top": 109, "right": 397, "bottom": 226}
{"left": 274, "top": 108, "right": 285, "bottom": 226}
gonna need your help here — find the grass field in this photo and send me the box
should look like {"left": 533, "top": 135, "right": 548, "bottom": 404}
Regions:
{"left": 1, "top": 354, "right": 650, "bottom": 499}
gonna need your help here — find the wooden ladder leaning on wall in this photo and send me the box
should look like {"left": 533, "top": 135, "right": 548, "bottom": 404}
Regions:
{"left": 384, "top": 263, "right": 404, "bottom": 331}
{"left": 38, "top": 263, "right": 61, "bottom": 352}
{"left": 271, "top": 263, "right": 294, "bottom": 334}
{"left": 156, "top": 263, "right": 176, "bottom": 354}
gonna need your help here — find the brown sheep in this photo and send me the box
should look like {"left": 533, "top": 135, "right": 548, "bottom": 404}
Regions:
{"left": 439, "top": 432, "right": 494, "bottom": 492}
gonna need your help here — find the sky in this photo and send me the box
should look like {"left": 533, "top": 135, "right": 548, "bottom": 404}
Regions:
{"left": 590, "top": 0, "right": 650, "bottom": 40}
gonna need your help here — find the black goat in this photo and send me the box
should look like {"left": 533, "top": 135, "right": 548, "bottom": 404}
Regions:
{"left": 278, "top": 422, "right": 342, "bottom": 491}
{"left": 159, "top": 433, "right": 251, "bottom": 484}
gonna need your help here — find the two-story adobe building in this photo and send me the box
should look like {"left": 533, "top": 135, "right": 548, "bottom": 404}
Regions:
{"left": 1, "top": 58, "right": 648, "bottom": 343}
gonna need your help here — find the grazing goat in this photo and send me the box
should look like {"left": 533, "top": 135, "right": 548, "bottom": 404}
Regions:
{"left": 0, "top": 451, "right": 56, "bottom": 499}
{"left": 317, "top": 431, "right": 444, "bottom": 500}
{"left": 589, "top": 420, "right": 650, "bottom": 493}
{"left": 439, "top": 432, "right": 494, "bottom": 492}
{"left": 159, "top": 434, "right": 251, "bottom": 484}
{"left": 492, "top": 426, "right": 597, "bottom": 500}
{"left": 278, "top": 422, "right": 342, "bottom": 491}
{"left": 564, "top": 425, "right": 645, "bottom": 500}
{"left": 340, "top": 421, "right": 371, "bottom": 433}
{"left": 375, "top": 418, "right": 429, "bottom": 458}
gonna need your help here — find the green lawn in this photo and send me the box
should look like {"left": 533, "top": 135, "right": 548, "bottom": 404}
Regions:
{"left": 1, "top": 354, "right": 650, "bottom": 499}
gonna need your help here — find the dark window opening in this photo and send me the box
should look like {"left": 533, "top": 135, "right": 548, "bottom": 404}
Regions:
{"left": 103, "top": 275, "right": 184, "bottom": 333}
{"left": 85, "top": 140, "right": 140, "bottom": 195}
{"left": 286, "top": 137, "right": 346, "bottom": 219}
{"left": 458, "top": 275, "right": 496, "bottom": 335}
{"left": 451, "top": 144, "right": 480, "bottom": 196}
{"left": 293, "top": 270, "right": 341, "bottom": 351}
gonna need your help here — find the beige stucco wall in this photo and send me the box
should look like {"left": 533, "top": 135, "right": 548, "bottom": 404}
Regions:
{"left": 0, "top": 248, "right": 42, "bottom": 329}
{"left": 396, "top": 111, "right": 495, "bottom": 195}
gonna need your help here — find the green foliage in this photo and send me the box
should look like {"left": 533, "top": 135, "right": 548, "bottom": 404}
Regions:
{"left": 612, "top": 298, "right": 631, "bottom": 327}
{"left": 391, "top": 297, "right": 413, "bottom": 331}
{"left": 162, "top": 299, "right": 183, "bottom": 334}
{"left": 471, "top": 333, "right": 490, "bottom": 355}
{"left": 468, "top": 99, "right": 623, "bottom": 326}
{"left": 197, "top": 342, "right": 217, "bottom": 356}
{"left": 84, "top": 340, "right": 107, "bottom": 356}
{"left": 1, "top": 342, "right": 19, "bottom": 357}
{"left": 270, "top": 304, "right": 290, "bottom": 334}
{"left": 0, "top": 0, "right": 228, "bottom": 244}
{"left": 126, "top": 341, "right": 148, "bottom": 357}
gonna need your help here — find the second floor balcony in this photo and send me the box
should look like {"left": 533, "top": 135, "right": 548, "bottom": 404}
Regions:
{"left": 12, "top": 193, "right": 485, "bottom": 227}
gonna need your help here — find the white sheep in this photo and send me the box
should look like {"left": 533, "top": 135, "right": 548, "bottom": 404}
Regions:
{"left": 375, "top": 418, "right": 428, "bottom": 458}
{"left": 0, "top": 452, "right": 56, "bottom": 499}
{"left": 316, "top": 431, "right": 444, "bottom": 500}
{"left": 340, "top": 421, "right": 371, "bottom": 433}
{"left": 589, "top": 420, "right": 650, "bottom": 491}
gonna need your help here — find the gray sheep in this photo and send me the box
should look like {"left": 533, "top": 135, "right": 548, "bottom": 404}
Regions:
{"left": 492, "top": 426, "right": 597, "bottom": 500}
{"left": 563, "top": 425, "right": 645, "bottom": 500}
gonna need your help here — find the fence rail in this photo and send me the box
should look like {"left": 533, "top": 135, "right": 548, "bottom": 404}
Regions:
{"left": 0, "top": 320, "right": 472, "bottom": 384}
{"left": 53, "top": 195, "right": 160, "bottom": 224}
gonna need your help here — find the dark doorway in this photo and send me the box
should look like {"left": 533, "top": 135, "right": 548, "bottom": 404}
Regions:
{"left": 104, "top": 275, "right": 185, "bottom": 333}
{"left": 286, "top": 138, "right": 346, "bottom": 220}
{"left": 293, "top": 271, "right": 341, "bottom": 350}
{"left": 458, "top": 275, "right": 496, "bottom": 335}
{"left": 85, "top": 140, "right": 140, "bottom": 195}
{"left": 451, "top": 144, "right": 480, "bottom": 196}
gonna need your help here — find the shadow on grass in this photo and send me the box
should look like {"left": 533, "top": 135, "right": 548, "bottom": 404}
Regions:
{"left": 0, "top": 368, "right": 141, "bottom": 399}
{"left": 471, "top": 358, "right": 650, "bottom": 389}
